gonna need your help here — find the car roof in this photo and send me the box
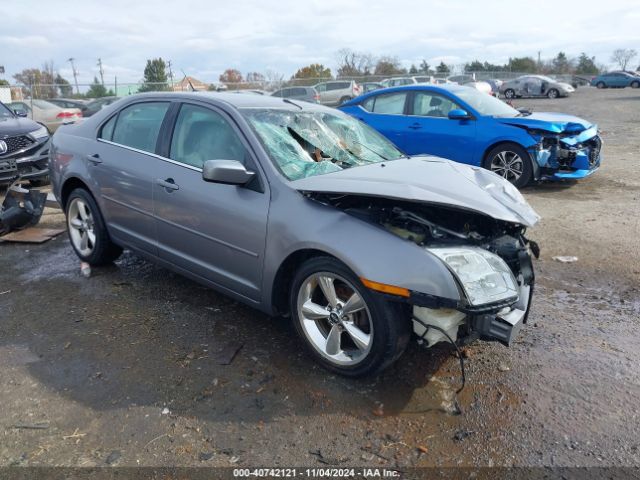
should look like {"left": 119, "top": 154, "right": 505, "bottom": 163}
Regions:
{"left": 350, "top": 83, "right": 472, "bottom": 97}
{"left": 113, "top": 91, "right": 330, "bottom": 111}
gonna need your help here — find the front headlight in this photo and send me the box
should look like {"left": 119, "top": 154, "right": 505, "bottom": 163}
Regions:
{"left": 29, "top": 125, "right": 49, "bottom": 141}
{"left": 428, "top": 247, "right": 519, "bottom": 306}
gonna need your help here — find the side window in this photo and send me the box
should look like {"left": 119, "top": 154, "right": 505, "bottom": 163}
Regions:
{"left": 111, "top": 102, "right": 169, "bottom": 153}
{"left": 170, "top": 104, "right": 247, "bottom": 169}
{"left": 315, "top": 84, "right": 326, "bottom": 92}
{"left": 361, "top": 97, "right": 375, "bottom": 112}
{"left": 371, "top": 92, "right": 407, "bottom": 114}
{"left": 99, "top": 115, "right": 118, "bottom": 141}
{"left": 272, "top": 90, "right": 283, "bottom": 97}
{"left": 412, "top": 92, "right": 458, "bottom": 117}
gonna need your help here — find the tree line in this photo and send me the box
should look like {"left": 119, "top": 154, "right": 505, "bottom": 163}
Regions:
{"left": 3, "top": 48, "right": 637, "bottom": 98}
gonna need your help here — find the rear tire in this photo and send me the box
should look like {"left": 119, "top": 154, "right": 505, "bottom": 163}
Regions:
{"left": 484, "top": 143, "right": 533, "bottom": 188}
{"left": 65, "top": 188, "right": 122, "bottom": 265}
{"left": 289, "top": 256, "right": 410, "bottom": 377}
{"left": 547, "top": 88, "right": 559, "bottom": 99}
{"left": 596, "top": 81, "right": 605, "bottom": 89}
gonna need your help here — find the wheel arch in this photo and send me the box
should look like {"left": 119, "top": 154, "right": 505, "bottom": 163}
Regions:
{"left": 271, "top": 248, "right": 342, "bottom": 316}
{"left": 481, "top": 140, "right": 531, "bottom": 168}
{"left": 60, "top": 176, "right": 93, "bottom": 212}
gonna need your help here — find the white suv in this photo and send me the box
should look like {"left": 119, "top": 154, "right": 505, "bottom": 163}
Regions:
{"left": 313, "top": 80, "right": 361, "bottom": 106}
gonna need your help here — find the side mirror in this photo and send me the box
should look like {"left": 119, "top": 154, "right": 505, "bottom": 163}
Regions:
{"left": 14, "top": 110, "right": 28, "bottom": 118}
{"left": 202, "top": 159, "right": 255, "bottom": 186}
{"left": 448, "top": 109, "right": 471, "bottom": 120}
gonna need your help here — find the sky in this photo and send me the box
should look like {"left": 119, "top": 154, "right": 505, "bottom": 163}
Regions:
{"left": 1, "top": 0, "right": 639, "bottom": 87}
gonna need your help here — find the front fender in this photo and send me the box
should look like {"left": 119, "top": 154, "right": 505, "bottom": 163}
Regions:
{"left": 261, "top": 190, "right": 461, "bottom": 313}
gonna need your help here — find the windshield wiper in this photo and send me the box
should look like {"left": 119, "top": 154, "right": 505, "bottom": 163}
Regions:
{"left": 282, "top": 98, "right": 303, "bottom": 110}
{"left": 346, "top": 139, "right": 392, "bottom": 162}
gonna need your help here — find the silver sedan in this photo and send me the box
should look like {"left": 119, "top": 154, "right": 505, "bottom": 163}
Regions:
{"left": 500, "top": 75, "right": 575, "bottom": 99}
{"left": 50, "top": 92, "right": 539, "bottom": 376}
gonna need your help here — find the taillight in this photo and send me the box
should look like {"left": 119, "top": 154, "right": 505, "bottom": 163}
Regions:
{"left": 56, "top": 111, "right": 75, "bottom": 119}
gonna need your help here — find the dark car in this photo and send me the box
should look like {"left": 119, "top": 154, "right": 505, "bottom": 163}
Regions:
{"left": 0, "top": 102, "right": 50, "bottom": 185}
{"left": 48, "top": 98, "right": 89, "bottom": 115}
{"left": 270, "top": 86, "right": 319, "bottom": 103}
{"left": 84, "top": 96, "right": 120, "bottom": 117}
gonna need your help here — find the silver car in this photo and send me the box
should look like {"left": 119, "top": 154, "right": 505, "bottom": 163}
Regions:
{"left": 313, "top": 80, "right": 361, "bottom": 106}
{"left": 500, "top": 75, "right": 575, "bottom": 99}
{"left": 50, "top": 92, "right": 539, "bottom": 376}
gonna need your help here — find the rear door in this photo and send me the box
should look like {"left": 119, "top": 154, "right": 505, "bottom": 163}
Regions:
{"left": 404, "top": 90, "right": 476, "bottom": 163}
{"left": 353, "top": 91, "right": 412, "bottom": 151}
{"left": 152, "top": 101, "right": 269, "bottom": 302}
{"left": 93, "top": 101, "right": 171, "bottom": 255}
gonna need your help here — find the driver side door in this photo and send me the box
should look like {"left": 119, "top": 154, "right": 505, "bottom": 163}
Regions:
{"left": 152, "top": 101, "right": 269, "bottom": 303}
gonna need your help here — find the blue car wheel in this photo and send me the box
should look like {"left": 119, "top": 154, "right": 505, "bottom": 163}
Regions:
{"left": 484, "top": 143, "right": 533, "bottom": 188}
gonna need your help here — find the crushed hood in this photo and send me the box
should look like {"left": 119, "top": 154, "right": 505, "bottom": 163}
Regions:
{"left": 495, "top": 112, "right": 593, "bottom": 134}
{"left": 0, "top": 116, "right": 41, "bottom": 138}
{"left": 291, "top": 157, "right": 540, "bottom": 227}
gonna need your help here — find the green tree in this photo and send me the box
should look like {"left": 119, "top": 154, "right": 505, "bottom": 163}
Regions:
{"left": 55, "top": 74, "right": 73, "bottom": 97}
{"left": 507, "top": 57, "right": 537, "bottom": 73}
{"left": 86, "top": 76, "right": 108, "bottom": 98}
{"left": 374, "top": 56, "right": 405, "bottom": 76}
{"left": 436, "top": 61, "right": 450, "bottom": 74}
{"left": 292, "top": 64, "right": 332, "bottom": 85}
{"left": 139, "top": 58, "right": 169, "bottom": 92}
{"left": 552, "top": 52, "right": 572, "bottom": 73}
{"left": 0, "top": 79, "right": 9, "bottom": 87}
{"left": 409, "top": 64, "right": 418, "bottom": 74}
{"left": 419, "top": 60, "right": 431, "bottom": 74}
{"left": 575, "top": 53, "right": 599, "bottom": 75}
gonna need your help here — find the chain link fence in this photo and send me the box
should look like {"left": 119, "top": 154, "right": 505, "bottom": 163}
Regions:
{"left": 1, "top": 71, "right": 558, "bottom": 104}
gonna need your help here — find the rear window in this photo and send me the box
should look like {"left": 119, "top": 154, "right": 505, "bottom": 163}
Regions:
{"left": 111, "top": 102, "right": 170, "bottom": 153}
{"left": 362, "top": 92, "right": 407, "bottom": 114}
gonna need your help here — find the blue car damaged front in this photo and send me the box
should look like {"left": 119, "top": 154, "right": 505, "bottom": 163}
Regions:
{"left": 339, "top": 85, "right": 602, "bottom": 187}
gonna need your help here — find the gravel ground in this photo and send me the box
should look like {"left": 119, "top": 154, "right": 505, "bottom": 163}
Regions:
{"left": 0, "top": 87, "right": 639, "bottom": 470}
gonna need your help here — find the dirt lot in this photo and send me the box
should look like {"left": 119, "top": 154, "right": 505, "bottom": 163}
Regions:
{"left": 1, "top": 87, "right": 639, "bottom": 470}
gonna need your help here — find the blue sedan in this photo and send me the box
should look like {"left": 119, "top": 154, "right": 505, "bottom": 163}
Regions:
{"left": 590, "top": 72, "right": 640, "bottom": 89}
{"left": 339, "top": 85, "right": 602, "bottom": 187}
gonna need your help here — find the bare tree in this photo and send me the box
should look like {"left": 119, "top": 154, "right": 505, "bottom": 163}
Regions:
{"left": 264, "top": 69, "right": 284, "bottom": 90}
{"left": 335, "top": 48, "right": 373, "bottom": 78}
{"left": 611, "top": 49, "right": 638, "bottom": 70}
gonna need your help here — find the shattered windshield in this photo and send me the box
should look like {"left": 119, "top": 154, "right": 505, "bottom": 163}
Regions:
{"left": 455, "top": 88, "right": 520, "bottom": 117}
{"left": 242, "top": 109, "right": 405, "bottom": 181}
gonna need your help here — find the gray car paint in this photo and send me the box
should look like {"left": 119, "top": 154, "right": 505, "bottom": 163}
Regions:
{"left": 50, "top": 92, "right": 536, "bottom": 316}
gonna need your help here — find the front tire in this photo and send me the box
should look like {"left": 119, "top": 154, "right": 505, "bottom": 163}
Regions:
{"left": 289, "top": 257, "right": 410, "bottom": 377}
{"left": 66, "top": 188, "right": 122, "bottom": 265}
{"left": 631, "top": 80, "right": 640, "bottom": 88}
{"left": 484, "top": 143, "right": 533, "bottom": 188}
{"left": 596, "top": 81, "right": 605, "bottom": 89}
{"left": 503, "top": 89, "right": 515, "bottom": 99}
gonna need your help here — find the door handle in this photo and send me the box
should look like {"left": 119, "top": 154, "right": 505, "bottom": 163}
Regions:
{"left": 87, "top": 153, "right": 103, "bottom": 164}
{"left": 408, "top": 123, "right": 422, "bottom": 130}
{"left": 156, "top": 178, "right": 179, "bottom": 192}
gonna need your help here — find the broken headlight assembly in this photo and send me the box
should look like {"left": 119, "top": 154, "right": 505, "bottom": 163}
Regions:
{"left": 428, "top": 247, "right": 519, "bottom": 306}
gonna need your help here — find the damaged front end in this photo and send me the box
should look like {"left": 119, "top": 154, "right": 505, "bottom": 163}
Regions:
{"left": 0, "top": 178, "right": 56, "bottom": 236}
{"left": 528, "top": 125, "right": 602, "bottom": 180}
{"left": 308, "top": 193, "right": 539, "bottom": 349}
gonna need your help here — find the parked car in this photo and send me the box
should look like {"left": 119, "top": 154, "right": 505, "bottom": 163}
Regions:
{"left": 231, "top": 89, "right": 268, "bottom": 95}
{"left": 381, "top": 77, "right": 417, "bottom": 88}
{"left": 590, "top": 72, "right": 640, "bottom": 89}
{"left": 339, "top": 84, "right": 601, "bottom": 188}
{"left": 48, "top": 98, "right": 89, "bottom": 114}
{"left": 270, "top": 86, "right": 320, "bottom": 103}
{"left": 447, "top": 74, "right": 476, "bottom": 85}
{"left": 413, "top": 75, "right": 436, "bottom": 84}
{"left": 360, "top": 82, "right": 385, "bottom": 94}
{"left": 500, "top": 75, "right": 575, "bottom": 99}
{"left": 0, "top": 101, "right": 50, "bottom": 185}
{"left": 83, "top": 96, "right": 120, "bottom": 117}
{"left": 313, "top": 80, "right": 361, "bottom": 106}
{"left": 446, "top": 75, "right": 494, "bottom": 96}
{"left": 485, "top": 79, "right": 504, "bottom": 94}
{"left": 7, "top": 99, "right": 82, "bottom": 133}
{"left": 50, "top": 92, "right": 539, "bottom": 376}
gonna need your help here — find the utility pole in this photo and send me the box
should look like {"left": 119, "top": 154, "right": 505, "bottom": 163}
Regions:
{"left": 167, "top": 60, "right": 174, "bottom": 89}
{"left": 97, "top": 58, "right": 105, "bottom": 86}
{"left": 68, "top": 58, "right": 80, "bottom": 95}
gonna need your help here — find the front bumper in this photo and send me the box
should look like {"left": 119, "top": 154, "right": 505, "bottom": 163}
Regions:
{"left": 529, "top": 131, "right": 602, "bottom": 181}
{"left": 0, "top": 139, "right": 50, "bottom": 184}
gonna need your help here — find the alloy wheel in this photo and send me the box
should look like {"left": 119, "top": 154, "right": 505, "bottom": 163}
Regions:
{"left": 490, "top": 150, "right": 524, "bottom": 184}
{"left": 67, "top": 198, "right": 96, "bottom": 257}
{"left": 296, "top": 272, "right": 373, "bottom": 366}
